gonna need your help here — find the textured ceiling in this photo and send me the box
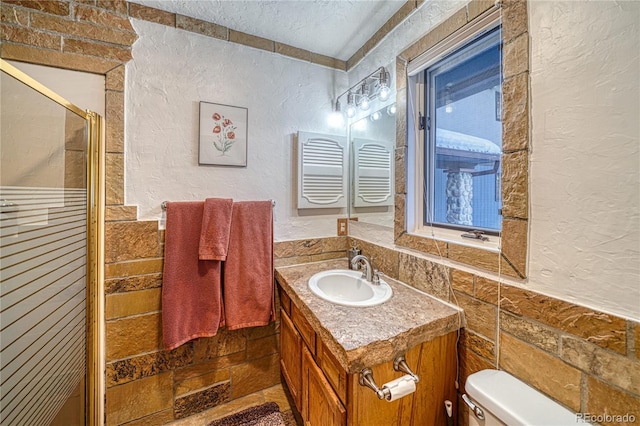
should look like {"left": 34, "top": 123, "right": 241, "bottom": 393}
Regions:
{"left": 129, "top": 0, "right": 407, "bottom": 61}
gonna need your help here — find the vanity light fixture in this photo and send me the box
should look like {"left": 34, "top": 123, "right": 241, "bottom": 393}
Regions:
{"left": 333, "top": 66, "right": 391, "bottom": 119}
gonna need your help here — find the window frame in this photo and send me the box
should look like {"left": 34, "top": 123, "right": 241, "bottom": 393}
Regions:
{"left": 406, "top": 10, "right": 503, "bottom": 251}
{"left": 423, "top": 25, "right": 502, "bottom": 235}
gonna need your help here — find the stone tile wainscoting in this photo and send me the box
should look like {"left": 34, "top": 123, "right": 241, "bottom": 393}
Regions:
{"left": 349, "top": 237, "right": 640, "bottom": 426}
{"left": 104, "top": 217, "right": 347, "bottom": 424}
{"left": 102, "top": 224, "right": 638, "bottom": 425}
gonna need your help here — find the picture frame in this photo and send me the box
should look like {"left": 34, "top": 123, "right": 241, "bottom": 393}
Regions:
{"left": 199, "top": 101, "right": 248, "bottom": 167}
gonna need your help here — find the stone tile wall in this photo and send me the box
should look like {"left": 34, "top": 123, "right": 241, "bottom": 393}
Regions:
{"left": 350, "top": 236, "right": 640, "bottom": 425}
{"left": 274, "top": 236, "right": 349, "bottom": 267}
{"left": 104, "top": 217, "right": 347, "bottom": 424}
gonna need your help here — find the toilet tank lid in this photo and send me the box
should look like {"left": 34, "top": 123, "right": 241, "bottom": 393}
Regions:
{"left": 465, "top": 370, "right": 577, "bottom": 426}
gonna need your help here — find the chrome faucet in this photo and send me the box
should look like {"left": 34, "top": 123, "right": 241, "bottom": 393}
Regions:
{"left": 350, "top": 254, "right": 380, "bottom": 285}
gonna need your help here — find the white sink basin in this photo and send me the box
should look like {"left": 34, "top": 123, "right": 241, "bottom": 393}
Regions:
{"left": 308, "top": 269, "right": 392, "bottom": 307}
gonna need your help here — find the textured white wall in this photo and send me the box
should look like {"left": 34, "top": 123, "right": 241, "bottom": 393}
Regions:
{"left": 125, "top": 19, "right": 348, "bottom": 241}
{"left": 349, "top": 1, "right": 639, "bottom": 320}
{"left": 528, "top": 1, "right": 639, "bottom": 320}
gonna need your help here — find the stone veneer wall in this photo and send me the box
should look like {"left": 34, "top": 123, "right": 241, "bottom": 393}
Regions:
{"left": 103, "top": 220, "right": 347, "bottom": 424}
{"left": 350, "top": 237, "right": 640, "bottom": 425}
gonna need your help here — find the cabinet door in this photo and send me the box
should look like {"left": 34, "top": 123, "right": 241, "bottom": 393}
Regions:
{"left": 302, "top": 346, "right": 346, "bottom": 426}
{"left": 281, "top": 310, "right": 302, "bottom": 411}
{"left": 317, "top": 339, "right": 347, "bottom": 404}
{"left": 291, "top": 303, "right": 316, "bottom": 354}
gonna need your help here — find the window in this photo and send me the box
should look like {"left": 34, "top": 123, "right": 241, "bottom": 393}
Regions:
{"left": 400, "top": 5, "right": 528, "bottom": 276}
{"left": 421, "top": 25, "right": 502, "bottom": 236}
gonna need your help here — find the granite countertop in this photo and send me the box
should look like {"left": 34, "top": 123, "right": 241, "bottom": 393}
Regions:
{"left": 275, "top": 258, "right": 464, "bottom": 374}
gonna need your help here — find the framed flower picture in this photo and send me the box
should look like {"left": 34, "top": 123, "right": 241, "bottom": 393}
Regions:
{"left": 199, "top": 101, "right": 248, "bottom": 167}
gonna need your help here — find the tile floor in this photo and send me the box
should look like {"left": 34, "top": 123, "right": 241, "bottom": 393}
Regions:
{"left": 166, "top": 384, "right": 299, "bottom": 426}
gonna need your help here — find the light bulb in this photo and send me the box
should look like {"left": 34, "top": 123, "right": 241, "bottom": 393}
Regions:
{"left": 378, "top": 85, "right": 391, "bottom": 101}
{"left": 360, "top": 95, "right": 370, "bottom": 111}
{"left": 371, "top": 111, "right": 381, "bottom": 121}
{"left": 387, "top": 104, "right": 396, "bottom": 116}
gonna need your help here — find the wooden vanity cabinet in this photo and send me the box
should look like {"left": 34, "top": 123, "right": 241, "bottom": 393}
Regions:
{"left": 278, "top": 286, "right": 457, "bottom": 426}
{"left": 280, "top": 303, "right": 346, "bottom": 426}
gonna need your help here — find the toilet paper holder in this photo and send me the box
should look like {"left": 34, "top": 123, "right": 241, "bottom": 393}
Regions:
{"left": 359, "top": 356, "right": 420, "bottom": 400}
{"left": 394, "top": 356, "right": 419, "bottom": 383}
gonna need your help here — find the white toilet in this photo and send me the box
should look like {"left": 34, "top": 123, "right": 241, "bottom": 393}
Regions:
{"left": 464, "top": 369, "right": 577, "bottom": 426}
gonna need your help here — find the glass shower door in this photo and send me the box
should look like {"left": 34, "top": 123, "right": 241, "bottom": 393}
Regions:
{"left": 0, "top": 61, "right": 101, "bottom": 426}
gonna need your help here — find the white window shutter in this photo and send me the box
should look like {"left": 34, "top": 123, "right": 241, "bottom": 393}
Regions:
{"left": 297, "top": 132, "right": 347, "bottom": 209}
{"left": 353, "top": 138, "right": 394, "bottom": 207}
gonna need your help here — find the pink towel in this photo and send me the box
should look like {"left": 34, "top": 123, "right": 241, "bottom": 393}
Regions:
{"left": 199, "top": 198, "right": 233, "bottom": 260}
{"left": 162, "top": 201, "right": 224, "bottom": 350}
{"left": 223, "top": 201, "right": 275, "bottom": 330}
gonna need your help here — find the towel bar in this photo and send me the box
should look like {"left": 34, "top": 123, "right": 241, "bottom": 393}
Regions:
{"left": 161, "top": 199, "right": 275, "bottom": 211}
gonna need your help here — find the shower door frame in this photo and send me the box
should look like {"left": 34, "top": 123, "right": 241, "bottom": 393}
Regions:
{"left": 0, "top": 58, "right": 105, "bottom": 426}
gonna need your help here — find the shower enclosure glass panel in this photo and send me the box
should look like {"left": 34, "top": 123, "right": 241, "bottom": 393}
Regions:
{"left": 0, "top": 63, "right": 99, "bottom": 426}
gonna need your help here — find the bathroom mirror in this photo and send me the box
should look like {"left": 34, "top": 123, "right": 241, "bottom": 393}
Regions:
{"left": 348, "top": 103, "right": 396, "bottom": 230}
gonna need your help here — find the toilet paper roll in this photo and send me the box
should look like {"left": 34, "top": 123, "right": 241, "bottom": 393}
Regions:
{"left": 382, "top": 375, "right": 417, "bottom": 402}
